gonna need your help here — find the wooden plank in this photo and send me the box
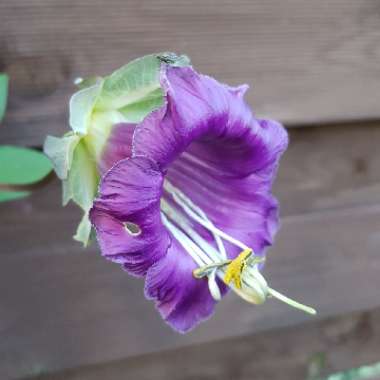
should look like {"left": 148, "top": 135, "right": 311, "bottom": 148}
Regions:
{"left": 1, "top": 185, "right": 380, "bottom": 378}
{"left": 26, "top": 307, "right": 380, "bottom": 380}
{"left": 4, "top": 202, "right": 380, "bottom": 378}
{"left": 2, "top": 122, "right": 380, "bottom": 378}
{"left": 1, "top": 1, "right": 380, "bottom": 146}
{"left": 275, "top": 122, "right": 380, "bottom": 216}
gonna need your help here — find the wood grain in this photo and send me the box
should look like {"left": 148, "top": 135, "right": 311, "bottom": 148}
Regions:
{"left": 2, "top": 122, "right": 380, "bottom": 378}
{"left": 1, "top": 1, "right": 380, "bottom": 146}
{"left": 275, "top": 122, "right": 380, "bottom": 215}
{"left": 1, "top": 182, "right": 380, "bottom": 378}
{"left": 26, "top": 307, "right": 380, "bottom": 380}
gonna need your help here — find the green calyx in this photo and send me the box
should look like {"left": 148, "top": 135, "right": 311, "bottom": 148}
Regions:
{"left": 44, "top": 53, "right": 191, "bottom": 246}
{"left": 156, "top": 52, "right": 191, "bottom": 67}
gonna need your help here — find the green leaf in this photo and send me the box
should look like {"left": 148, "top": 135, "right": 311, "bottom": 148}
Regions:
{"left": 62, "top": 140, "right": 98, "bottom": 245}
{"left": 0, "top": 191, "right": 29, "bottom": 202}
{"left": 69, "top": 81, "right": 103, "bottom": 134}
{"left": 95, "top": 54, "right": 163, "bottom": 111}
{"left": 43, "top": 133, "right": 80, "bottom": 180}
{"left": 0, "top": 73, "right": 9, "bottom": 122}
{"left": 0, "top": 146, "right": 52, "bottom": 185}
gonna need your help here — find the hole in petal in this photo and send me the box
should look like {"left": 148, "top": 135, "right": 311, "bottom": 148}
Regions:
{"left": 123, "top": 222, "right": 142, "bottom": 236}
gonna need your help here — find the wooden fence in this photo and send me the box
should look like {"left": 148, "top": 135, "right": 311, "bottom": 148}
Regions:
{"left": 1, "top": 1, "right": 380, "bottom": 379}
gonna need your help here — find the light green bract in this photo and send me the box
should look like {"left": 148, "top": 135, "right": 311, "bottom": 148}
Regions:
{"left": 44, "top": 53, "right": 190, "bottom": 245}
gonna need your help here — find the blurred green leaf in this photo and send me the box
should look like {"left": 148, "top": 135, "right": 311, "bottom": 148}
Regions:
{"left": 312, "top": 361, "right": 380, "bottom": 380}
{"left": 0, "top": 191, "right": 29, "bottom": 202}
{"left": 307, "top": 352, "right": 327, "bottom": 380}
{"left": 0, "top": 73, "right": 9, "bottom": 122}
{"left": 0, "top": 146, "right": 52, "bottom": 185}
{"left": 326, "top": 362, "right": 380, "bottom": 380}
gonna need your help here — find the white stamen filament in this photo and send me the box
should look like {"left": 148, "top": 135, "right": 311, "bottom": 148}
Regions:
{"left": 164, "top": 181, "right": 249, "bottom": 252}
{"left": 161, "top": 213, "right": 211, "bottom": 267}
{"left": 161, "top": 200, "right": 225, "bottom": 263}
{"left": 162, "top": 180, "right": 263, "bottom": 299}
{"left": 161, "top": 199, "right": 228, "bottom": 298}
{"left": 208, "top": 268, "right": 222, "bottom": 301}
{"left": 161, "top": 180, "right": 316, "bottom": 315}
{"left": 164, "top": 181, "right": 227, "bottom": 259}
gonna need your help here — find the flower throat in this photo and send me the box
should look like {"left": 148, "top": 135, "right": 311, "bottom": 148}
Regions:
{"left": 160, "top": 180, "right": 316, "bottom": 315}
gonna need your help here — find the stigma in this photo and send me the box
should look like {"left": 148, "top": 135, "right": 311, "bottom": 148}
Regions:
{"left": 161, "top": 180, "right": 316, "bottom": 315}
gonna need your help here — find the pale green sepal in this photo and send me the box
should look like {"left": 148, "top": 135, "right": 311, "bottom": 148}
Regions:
{"left": 156, "top": 52, "right": 191, "bottom": 67}
{"left": 95, "top": 54, "right": 162, "bottom": 111}
{"left": 75, "top": 76, "right": 103, "bottom": 90}
{"left": 63, "top": 140, "right": 98, "bottom": 209}
{"left": 43, "top": 133, "right": 80, "bottom": 180}
{"left": 73, "top": 212, "right": 92, "bottom": 247}
{"left": 62, "top": 140, "right": 99, "bottom": 245}
{"left": 69, "top": 81, "right": 103, "bottom": 134}
{"left": 84, "top": 110, "right": 126, "bottom": 161}
{"left": 118, "top": 87, "right": 163, "bottom": 123}
{"left": 62, "top": 178, "right": 71, "bottom": 207}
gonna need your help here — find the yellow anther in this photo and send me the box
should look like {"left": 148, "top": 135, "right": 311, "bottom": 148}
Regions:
{"left": 223, "top": 248, "right": 252, "bottom": 289}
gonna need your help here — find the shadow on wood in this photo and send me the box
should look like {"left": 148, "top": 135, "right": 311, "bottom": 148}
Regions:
{"left": 25, "top": 307, "right": 380, "bottom": 380}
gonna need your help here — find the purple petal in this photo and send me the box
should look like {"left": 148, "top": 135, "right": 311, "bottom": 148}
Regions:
{"left": 90, "top": 156, "right": 169, "bottom": 276}
{"left": 133, "top": 65, "right": 288, "bottom": 258}
{"left": 145, "top": 238, "right": 217, "bottom": 333}
{"left": 92, "top": 64, "right": 288, "bottom": 332}
{"left": 166, "top": 120, "right": 285, "bottom": 257}
{"left": 98, "top": 123, "right": 135, "bottom": 175}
